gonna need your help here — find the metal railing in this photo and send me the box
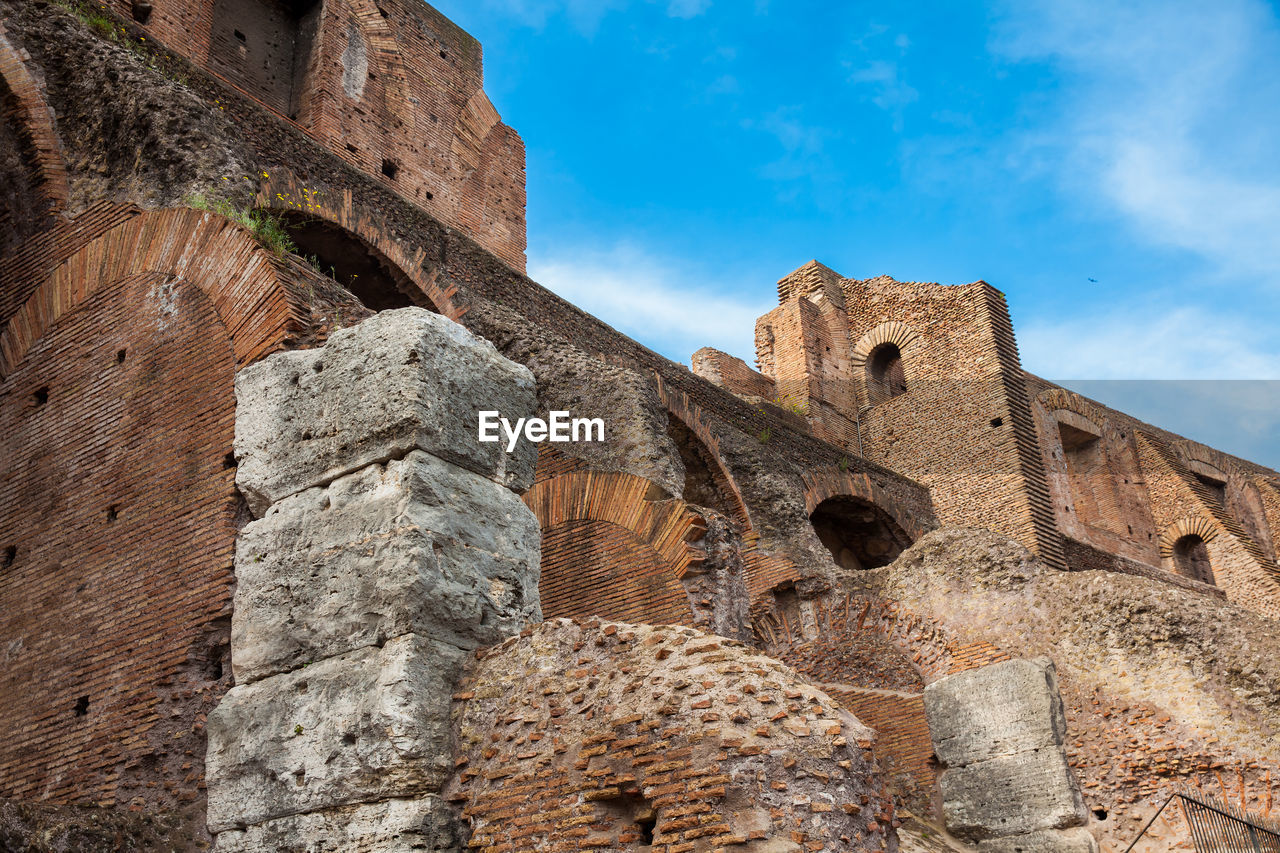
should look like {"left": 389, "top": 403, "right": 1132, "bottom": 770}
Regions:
{"left": 1125, "top": 791, "right": 1280, "bottom": 853}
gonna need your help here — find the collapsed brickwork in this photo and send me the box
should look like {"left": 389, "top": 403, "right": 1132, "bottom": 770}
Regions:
{"left": 1, "top": 0, "right": 1279, "bottom": 850}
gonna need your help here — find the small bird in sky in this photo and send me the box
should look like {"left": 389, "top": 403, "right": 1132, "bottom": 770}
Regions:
{"left": 1087, "top": 277, "right": 1098, "bottom": 283}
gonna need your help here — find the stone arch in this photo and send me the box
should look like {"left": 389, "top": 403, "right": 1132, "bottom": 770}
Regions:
{"left": 523, "top": 470, "right": 706, "bottom": 625}
{"left": 0, "top": 23, "right": 70, "bottom": 250}
{"left": 653, "top": 372, "right": 751, "bottom": 529}
{"left": 256, "top": 170, "right": 461, "bottom": 319}
{"left": 851, "top": 321, "right": 917, "bottom": 405}
{"left": 0, "top": 208, "right": 304, "bottom": 379}
{"left": 801, "top": 467, "right": 933, "bottom": 544}
{"left": 809, "top": 495, "right": 913, "bottom": 571}
{"left": 1179, "top": 442, "right": 1275, "bottom": 559}
{"left": 1159, "top": 516, "right": 1219, "bottom": 559}
{"left": 1171, "top": 534, "right": 1215, "bottom": 585}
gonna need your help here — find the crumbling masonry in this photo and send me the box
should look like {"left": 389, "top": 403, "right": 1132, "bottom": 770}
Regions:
{"left": 1, "top": 1, "right": 1279, "bottom": 851}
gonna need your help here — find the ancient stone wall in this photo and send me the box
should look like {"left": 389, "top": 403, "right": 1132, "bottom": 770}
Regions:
{"left": 207, "top": 307, "right": 541, "bottom": 851}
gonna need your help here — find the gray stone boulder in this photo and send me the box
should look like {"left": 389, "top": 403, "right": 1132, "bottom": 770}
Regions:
{"left": 234, "top": 308, "right": 537, "bottom": 516}
{"left": 232, "top": 450, "right": 541, "bottom": 684}
{"left": 924, "top": 658, "right": 1090, "bottom": 843}
{"left": 205, "top": 634, "right": 465, "bottom": 833}
{"left": 925, "top": 657, "right": 1067, "bottom": 766}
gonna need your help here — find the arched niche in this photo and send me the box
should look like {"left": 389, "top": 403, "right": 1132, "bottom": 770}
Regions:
{"left": 809, "top": 495, "right": 913, "bottom": 571}
{"left": 1171, "top": 534, "right": 1215, "bottom": 585}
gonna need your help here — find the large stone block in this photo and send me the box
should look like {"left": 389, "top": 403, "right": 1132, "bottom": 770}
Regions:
{"left": 206, "top": 635, "right": 464, "bottom": 833}
{"left": 212, "top": 795, "right": 463, "bottom": 852}
{"left": 234, "top": 308, "right": 537, "bottom": 515}
{"left": 233, "top": 450, "right": 541, "bottom": 684}
{"left": 978, "top": 827, "right": 1099, "bottom": 853}
{"left": 938, "top": 749, "right": 1087, "bottom": 841}
{"left": 924, "top": 657, "right": 1066, "bottom": 766}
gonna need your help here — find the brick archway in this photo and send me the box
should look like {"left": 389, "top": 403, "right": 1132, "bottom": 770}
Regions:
{"left": 1159, "top": 516, "right": 1220, "bottom": 559}
{"left": 523, "top": 470, "right": 706, "bottom": 625}
{"left": 0, "top": 208, "right": 305, "bottom": 379}
{"left": 256, "top": 169, "right": 461, "bottom": 319}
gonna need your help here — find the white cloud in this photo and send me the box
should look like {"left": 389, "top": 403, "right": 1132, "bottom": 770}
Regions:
{"left": 528, "top": 245, "right": 771, "bottom": 365}
{"left": 992, "top": 0, "right": 1280, "bottom": 282}
{"left": 1019, "top": 305, "right": 1280, "bottom": 380}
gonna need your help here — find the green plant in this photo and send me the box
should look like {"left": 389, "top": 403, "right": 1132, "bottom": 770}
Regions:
{"left": 838, "top": 455, "right": 849, "bottom": 471}
{"left": 773, "top": 395, "right": 809, "bottom": 417}
{"left": 294, "top": 724, "right": 304, "bottom": 736}
{"left": 186, "top": 191, "right": 298, "bottom": 258}
{"left": 757, "top": 427, "right": 772, "bottom": 444}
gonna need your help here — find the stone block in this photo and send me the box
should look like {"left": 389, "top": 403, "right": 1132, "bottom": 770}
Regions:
{"left": 939, "top": 749, "right": 1087, "bottom": 841}
{"left": 232, "top": 450, "right": 541, "bottom": 683}
{"left": 978, "top": 827, "right": 1099, "bottom": 853}
{"left": 212, "top": 795, "right": 463, "bottom": 852}
{"left": 924, "top": 657, "right": 1066, "bottom": 766}
{"left": 234, "top": 307, "right": 536, "bottom": 516}
{"left": 206, "top": 635, "right": 464, "bottom": 832}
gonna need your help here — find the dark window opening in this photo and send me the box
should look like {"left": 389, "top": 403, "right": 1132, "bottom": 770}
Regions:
{"left": 1172, "top": 534, "right": 1214, "bottom": 585}
{"left": 381, "top": 159, "right": 399, "bottom": 180}
{"left": 224, "top": 452, "right": 238, "bottom": 469}
{"left": 73, "top": 696, "right": 90, "bottom": 717}
{"left": 2, "top": 546, "right": 15, "bottom": 569}
{"left": 1093, "top": 808, "right": 1109, "bottom": 821}
{"left": 990, "top": 417, "right": 1003, "bottom": 427}
{"left": 33, "top": 386, "right": 48, "bottom": 406}
{"left": 208, "top": 0, "right": 322, "bottom": 118}
{"left": 810, "top": 496, "right": 912, "bottom": 571}
{"left": 116, "top": 348, "right": 127, "bottom": 364}
{"left": 866, "top": 343, "right": 906, "bottom": 402}
{"left": 106, "top": 505, "right": 119, "bottom": 522}
{"left": 279, "top": 214, "right": 437, "bottom": 313}
{"left": 130, "top": 1, "right": 152, "bottom": 23}
{"left": 666, "top": 413, "right": 735, "bottom": 520}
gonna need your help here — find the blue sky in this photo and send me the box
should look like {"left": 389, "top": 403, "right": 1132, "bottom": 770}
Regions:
{"left": 431, "top": 0, "right": 1280, "bottom": 468}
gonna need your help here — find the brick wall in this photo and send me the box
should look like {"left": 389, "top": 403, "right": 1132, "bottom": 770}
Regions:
{"left": 99, "top": 0, "right": 527, "bottom": 269}
{"left": 448, "top": 618, "right": 900, "bottom": 852}
{"left": 0, "top": 270, "right": 237, "bottom": 812}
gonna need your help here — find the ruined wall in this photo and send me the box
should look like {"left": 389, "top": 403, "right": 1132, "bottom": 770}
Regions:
{"left": 448, "top": 617, "right": 900, "bottom": 852}
{"left": 0, "top": 207, "right": 362, "bottom": 836}
{"left": 41, "top": 0, "right": 525, "bottom": 269}
{"left": 1028, "top": 380, "right": 1280, "bottom": 618}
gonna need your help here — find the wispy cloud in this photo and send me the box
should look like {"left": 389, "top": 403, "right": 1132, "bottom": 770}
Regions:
{"left": 528, "top": 245, "right": 771, "bottom": 365}
{"left": 743, "top": 106, "right": 846, "bottom": 206}
{"left": 1020, "top": 304, "right": 1280, "bottom": 380}
{"left": 666, "top": 0, "right": 710, "bottom": 19}
{"left": 479, "top": 0, "right": 710, "bottom": 33}
{"left": 992, "top": 0, "right": 1280, "bottom": 282}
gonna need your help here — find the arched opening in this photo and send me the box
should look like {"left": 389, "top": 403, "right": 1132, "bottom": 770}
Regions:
{"left": 809, "top": 496, "right": 912, "bottom": 571}
{"left": 866, "top": 343, "right": 906, "bottom": 402}
{"left": 666, "top": 412, "right": 737, "bottom": 521}
{"left": 1172, "top": 534, "right": 1214, "bottom": 585}
{"left": 279, "top": 214, "right": 436, "bottom": 312}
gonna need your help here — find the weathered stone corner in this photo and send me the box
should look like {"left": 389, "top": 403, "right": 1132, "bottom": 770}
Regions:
{"left": 233, "top": 307, "right": 538, "bottom": 517}
{"left": 207, "top": 308, "right": 541, "bottom": 850}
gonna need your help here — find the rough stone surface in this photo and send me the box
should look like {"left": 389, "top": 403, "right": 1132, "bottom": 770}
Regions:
{"left": 925, "top": 658, "right": 1067, "bottom": 767}
{"left": 448, "top": 618, "right": 896, "bottom": 852}
{"left": 234, "top": 308, "right": 537, "bottom": 515}
{"left": 206, "top": 634, "right": 465, "bottom": 833}
{"left": 233, "top": 450, "right": 541, "bottom": 684}
{"left": 978, "top": 827, "right": 1099, "bottom": 853}
{"left": 939, "top": 748, "right": 1087, "bottom": 841}
{"left": 212, "top": 796, "right": 463, "bottom": 853}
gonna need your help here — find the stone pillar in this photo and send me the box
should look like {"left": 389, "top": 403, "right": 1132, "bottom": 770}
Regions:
{"left": 924, "top": 658, "right": 1097, "bottom": 853}
{"left": 205, "top": 308, "right": 541, "bottom": 852}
